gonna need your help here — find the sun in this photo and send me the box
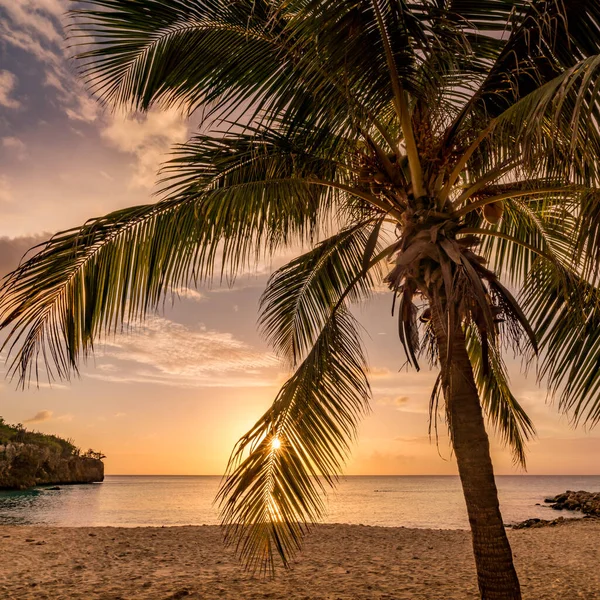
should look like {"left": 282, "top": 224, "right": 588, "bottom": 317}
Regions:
{"left": 271, "top": 437, "right": 281, "bottom": 451}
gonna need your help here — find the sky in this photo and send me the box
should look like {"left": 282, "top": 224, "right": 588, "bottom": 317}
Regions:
{"left": 0, "top": 1, "right": 599, "bottom": 477}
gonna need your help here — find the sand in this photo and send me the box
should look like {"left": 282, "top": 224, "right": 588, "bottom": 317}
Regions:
{"left": 0, "top": 521, "right": 598, "bottom": 599}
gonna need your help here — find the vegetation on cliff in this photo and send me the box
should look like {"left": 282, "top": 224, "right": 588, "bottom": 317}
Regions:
{"left": 0, "top": 417, "right": 105, "bottom": 460}
{"left": 0, "top": 418, "right": 75, "bottom": 457}
{"left": 0, "top": 417, "right": 104, "bottom": 460}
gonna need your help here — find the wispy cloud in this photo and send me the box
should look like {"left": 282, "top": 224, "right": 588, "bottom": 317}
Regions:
{"left": 0, "top": 234, "right": 49, "bottom": 276}
{"left": 0, "top": 0, "right": 64, "bottom": 44}
{"left": 376, "top": 395, "right": 410, "bottom": 407}
{"left": 1, "top": 1, "right": 194, "bottom": 192}
{"left": 173, "top": 287, "right": 205, "bottom": 303}
{"left": 369, "top": 366, "right": 393, "bottom": 379}
{"left": 0, "top": 70, "right": 21, "bottom": 109}
{"left": 100, "top": 109, "right": 189, "bottom": 189}
{"left": 92, "top": 315, "right": 277, "bottom": 388}
{"left": 24, "top": 409, "right": 53, "bottom": 424}
{"left": 0, "top": 0, "right": 98, "bottom": 122}
{"left": 394, "top": 435, "right": 441, "bottom": 444}
{"left": 99, "top": 170, "right": 114, "bottom": 182}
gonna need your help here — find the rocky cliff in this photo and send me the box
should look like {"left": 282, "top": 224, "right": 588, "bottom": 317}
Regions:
{"left": 0, "top": 443, "right": 104, "bottom": 490}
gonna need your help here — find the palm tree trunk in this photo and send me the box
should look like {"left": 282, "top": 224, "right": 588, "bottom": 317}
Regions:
{"left": 430, "top": 297, "right": 521, "bottom": 600}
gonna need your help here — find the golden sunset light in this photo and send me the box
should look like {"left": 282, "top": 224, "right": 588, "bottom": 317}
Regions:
{"left": 2, "top": 2, "right": 600, "bottom": 599}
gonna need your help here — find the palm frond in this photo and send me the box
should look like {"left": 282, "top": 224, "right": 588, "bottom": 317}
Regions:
{"left": 522, "top": 264, "right": 600, "bottom": 426}
{"left": 488, "top": 55, "right": 600, "bottom": 185}
{"left": 259, "top": 219, "right": 388, "bottom": 367}
{"left": 572, "top": 188, "right": 600, "bottom": 285}
{"left": 70, "top": 0, "right": 416, "bottom": 139}
{"left": 15, "top": 2, "right": 600, "bottom": 572}
{"left": 217, "top": 308, "right": 370, "bottom": 574}
{"left": 459, "top": 0, "right": 600, "bottom": 119}
{"left": 0, "top": 130, "right": 348, "bottom": 383}
{"left": 160, "top": 129, "right": 351, "bottom": 261}
{"left": 465, "top": 325, "right": 536, "bottom": 467}
{"left": 70, "top": 0, "right": 284, "bottom": 113}
{"left": 459, "top": 190, "right": 580, "bottom": 285}
{"left": 0, "top": 201, "right": 196, "bottom": 383}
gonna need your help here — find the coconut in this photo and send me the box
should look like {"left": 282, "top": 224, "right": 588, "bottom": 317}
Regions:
{"left": 483, "top": 201, "right": 504, "bottom": 224}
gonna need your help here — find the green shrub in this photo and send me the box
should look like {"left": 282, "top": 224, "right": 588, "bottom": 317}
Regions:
{"left": 0, "top": 419, "right": 100, "bottom": 459}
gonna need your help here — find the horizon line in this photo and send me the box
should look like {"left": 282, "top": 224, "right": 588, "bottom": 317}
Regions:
{"left": 103, "top": 473, "right": 600, "bottom": 477}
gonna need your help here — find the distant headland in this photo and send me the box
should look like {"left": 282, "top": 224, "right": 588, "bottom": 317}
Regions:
{"left": 0, "top": 418, "right": 104, "bottom": 490}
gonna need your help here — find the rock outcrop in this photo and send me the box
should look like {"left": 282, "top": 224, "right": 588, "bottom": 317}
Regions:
{"left": 510, "top": 516, "right": 581, "bottom": 530}
{"left": 544, "top": 490, "right": 600, "bottom": 516}
{"left": 0, "top": 443, "right": 104, "bottom": 490}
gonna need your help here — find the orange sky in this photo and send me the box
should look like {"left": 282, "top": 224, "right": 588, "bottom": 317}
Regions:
{"left": 0, "top": 0, "right": 599, "bottom": 476}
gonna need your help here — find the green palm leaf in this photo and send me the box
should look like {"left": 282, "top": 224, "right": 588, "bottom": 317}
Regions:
{"left": 488, "top": 55, "right": 600, "bottom": 185}
{"left": 217, "top": 308, "right": 370, "bottom": 574}
{"left": 451, "top": 0, "right": 600, "bottom": 124}
{"left": 71, "top": 0, "right": 284, "bottom": 113}
{"left": 465, "top": 326, "right": 536, "bottom": 467}
{"left": 0, "top": 130, "right": 349, "bottom": 383}
{"left": 461, "top": 191, "right": 579, "bottom": 285}
{"left": 0, "top": 201, "right": 196, "bottom": 383}
{"left": 522, "top": 264, "right": 600, "bottom": 426}
{"left": 259, "top": 219, "right": 387, "bottom": 366}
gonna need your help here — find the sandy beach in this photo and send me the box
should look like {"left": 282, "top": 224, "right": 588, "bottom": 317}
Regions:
{"left": 0, "top": 520, "right": 598, "bottom": 599}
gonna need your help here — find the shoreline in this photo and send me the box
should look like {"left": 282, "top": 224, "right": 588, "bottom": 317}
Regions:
{"left": 0, "top": 514, "right": 591, "bottom": 530}
{"left": 1, "top": 521, "right": 599, "bottom": 599}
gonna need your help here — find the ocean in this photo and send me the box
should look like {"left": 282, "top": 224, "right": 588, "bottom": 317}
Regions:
{"left": 0, "top": 475, "right": 598, "bottom": 528}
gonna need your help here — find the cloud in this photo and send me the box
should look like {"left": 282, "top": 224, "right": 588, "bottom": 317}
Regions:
{"left": 173, "top": 287, "right": 205, "bottom": 303}
{"left": 2, "top": 137, "right": 27, "bottom": 160}
{"left": 376, "top": 395, "right": 410, "bottom": 407}
{"left": 0, "top": 0, "right": 191, "bottom": 189}
{"left": 92, "top": 315, "right": 276, "bottom": 388}
{"left": 0, "top": 234, "right": 49, "bottom": 276}
{"left": 0, "top": 70, "right": 21, "bottom": 109}
{"left": 24, "top": 410, "right": 53, "bottom": 424}
{"left": 369, "top": 367, "right": 392, "bottom": 378}
{"left": 0, "top": 0, "right": 64, "bottom": 44}
{"left": 55, "top": 413, "right": 74, "bottom": 422}
{"left": 99, "top": 170, "right": 114, "bottom": 182}
{"left": 88, "top": 371, "right": 278, "bottom": 389}
{"left": 101, "top": 109, "right": 189, "bottom": 189}
{"left": 0, "top": 0, "right": 98, "bottom": 122}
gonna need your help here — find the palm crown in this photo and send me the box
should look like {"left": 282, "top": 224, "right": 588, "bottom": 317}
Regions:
{"left": 2, "top": 0, "right": 600, "bottom": 594}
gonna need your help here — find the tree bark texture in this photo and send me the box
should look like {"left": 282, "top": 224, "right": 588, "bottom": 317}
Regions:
{"left": 431, "top": 297, "right": 522, "bottom": 600}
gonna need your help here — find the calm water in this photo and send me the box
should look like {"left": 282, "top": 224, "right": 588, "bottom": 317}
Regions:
{"left": 1, "top": 475, "right": 598, "bottom": 529}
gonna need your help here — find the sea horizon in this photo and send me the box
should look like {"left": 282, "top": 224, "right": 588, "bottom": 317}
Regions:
{"left": 100, "top": 473, "right": 600, "bottom": 477}
{"left": 3, "top": 474, "right": 599, "bottom": 530}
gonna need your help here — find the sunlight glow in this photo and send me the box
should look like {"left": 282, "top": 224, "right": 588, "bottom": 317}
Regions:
{"left": 271, "top": 437, "right": 281, "bottom": 451}
{"left": 267, "top": 493, "right": 283, "bottom": 522}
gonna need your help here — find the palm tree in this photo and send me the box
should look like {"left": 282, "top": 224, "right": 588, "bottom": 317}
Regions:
{"left": 3, "top": 0, "right": 600, "bottom": 597}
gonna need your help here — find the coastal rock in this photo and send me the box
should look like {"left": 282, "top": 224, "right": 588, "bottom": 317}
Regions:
{"left": 511, "top": 517, "right": 578, "bottom": 530}
{"left": 544, "top": 490, "right": 600, "bottom": 516}
{"left": 0, "top": 443, "right": 104, "bottom": 490}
